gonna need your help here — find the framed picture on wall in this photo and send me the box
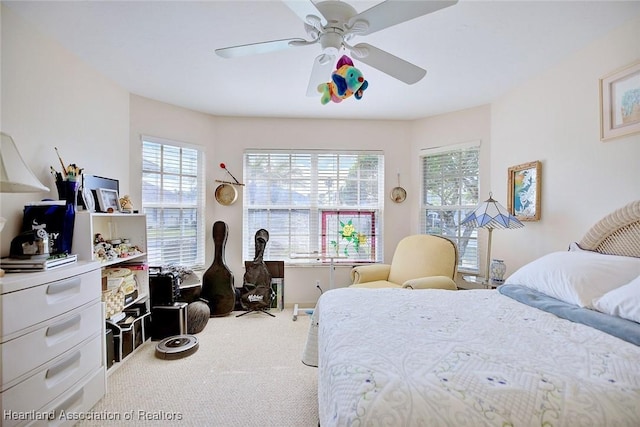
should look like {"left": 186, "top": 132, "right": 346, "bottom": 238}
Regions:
{"left": 507, "top": 161, "right": 541, "bottom": 221}
{"left": 600, "top": 60, "right": 640, "bottom": 141}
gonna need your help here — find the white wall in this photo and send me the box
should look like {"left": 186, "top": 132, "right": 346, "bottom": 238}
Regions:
{"left": 130, "top": 95, "right": 413, "bottom": 306}
{"left": 490, "top": 14, "right": 640, "bottom": 277}
{"left": 0, "top": 5, "right": 130, "bottom": 256}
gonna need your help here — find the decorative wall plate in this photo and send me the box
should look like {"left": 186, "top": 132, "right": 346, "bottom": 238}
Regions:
{"left": 215, "top": 183, "right": 238, "bottom": 206}
{"left": 390, "top": 186, "right": 407, "bottom": 203}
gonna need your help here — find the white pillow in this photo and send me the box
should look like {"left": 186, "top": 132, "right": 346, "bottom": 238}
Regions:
{"left": 568, "top": 241, "right": 589, "bottom": 252}
{"left": 503, "top": 251, "right": 640, "bottom": 308}
{"left": 593, "top": 275, "right": 640, "bottom": 323}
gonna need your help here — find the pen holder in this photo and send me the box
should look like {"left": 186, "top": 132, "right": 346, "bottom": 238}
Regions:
{"left": 57, "top": 180, "right": 80, "bottom": 211}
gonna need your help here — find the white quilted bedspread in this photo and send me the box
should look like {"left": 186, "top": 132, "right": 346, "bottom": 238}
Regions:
{"left": 305, "top": 288, "right": 640, "bottom": 427}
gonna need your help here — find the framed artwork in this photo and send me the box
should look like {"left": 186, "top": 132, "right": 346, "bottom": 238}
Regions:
{"left": 600, "top": 60, "right": 640, "bottom": 141}
{"left": 507, "top": 161, "right": 541, "bottom": 221}
{"left": 96, "top": 188, "right": 121, "bottom": 212}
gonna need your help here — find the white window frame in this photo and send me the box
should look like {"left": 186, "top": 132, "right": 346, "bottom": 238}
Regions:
{"left": 420, "top": 141, "right": 480, "bottom": 273}
{"left": 243, "top": 149, "right": 385, "bottom": 265}
{"left": 141, "top": 135, "right": 206, "bottom": 269}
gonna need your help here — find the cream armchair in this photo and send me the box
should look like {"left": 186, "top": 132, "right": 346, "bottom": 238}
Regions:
{"left": 350, "top": 234, "right": 458, "bottom": 290}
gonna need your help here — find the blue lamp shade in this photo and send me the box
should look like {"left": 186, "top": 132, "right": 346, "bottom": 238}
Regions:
{"left": 461, "top": 194, "right": 523, "bottom": 230}
{"left": 460, "top": 193, "right": 523, "bottom": 285}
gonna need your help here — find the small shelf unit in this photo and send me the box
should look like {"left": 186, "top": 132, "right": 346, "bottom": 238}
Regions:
{"left": 72, "top": 211, "right": 151, "bottom": 371}
{"left": 73, "top": 212, "right": 150, "bottom": 303}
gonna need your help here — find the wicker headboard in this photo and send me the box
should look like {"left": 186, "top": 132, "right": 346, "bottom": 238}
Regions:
{"left": 578, "top": 200, "right": 640, "bottom": 258}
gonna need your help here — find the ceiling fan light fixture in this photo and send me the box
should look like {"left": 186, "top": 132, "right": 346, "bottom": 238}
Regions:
{"left": 320, "top": 32, "right": 343, "bottom": 55}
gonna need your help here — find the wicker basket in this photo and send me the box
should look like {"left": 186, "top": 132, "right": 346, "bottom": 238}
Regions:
{"left": 102, "top": 286, "right": 125, "bottom": 319}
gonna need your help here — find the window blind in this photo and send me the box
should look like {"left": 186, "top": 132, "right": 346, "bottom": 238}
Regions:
{"left": 141, "top": 136, "right": 206, "bottom": 269}
{"left": 420, "top": 141, "right": 480, "bottom": 271}
{"left": 243, "top": 149, "right": 384, "bottom": 264}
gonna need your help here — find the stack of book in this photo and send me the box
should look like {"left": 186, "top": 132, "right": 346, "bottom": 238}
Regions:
{"left": 0, "top": 254, "right": 78, "bottom": 272}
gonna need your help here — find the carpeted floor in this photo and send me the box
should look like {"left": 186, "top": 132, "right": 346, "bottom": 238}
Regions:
{"left": 79, "top": 309, "right": 317, "bottom": 426}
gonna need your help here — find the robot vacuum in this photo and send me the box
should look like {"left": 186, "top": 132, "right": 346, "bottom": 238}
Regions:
{"left": 155, "top": 334, "right": 199, "bottom": 360}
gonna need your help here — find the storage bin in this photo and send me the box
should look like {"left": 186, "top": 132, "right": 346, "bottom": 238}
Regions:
{"left": 106, "top": 311, "right": 150, "bottom": 362}
{"left": 105, "top": 328, "right": 115, "bottom": 369}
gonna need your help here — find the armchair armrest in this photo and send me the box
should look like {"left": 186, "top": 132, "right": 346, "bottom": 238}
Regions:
{"left": 351, "top": 264, "right": 392, "bottom": 284}
{"left": 402, "top": 276, "right": 457, "bottom": 290}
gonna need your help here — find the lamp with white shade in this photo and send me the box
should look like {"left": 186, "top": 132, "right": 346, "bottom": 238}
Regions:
{"left": 460, "top": 192, "right": 523, "bottom": 285}
{"left": 0, "top": 132, "right": 50, "bottom": 276}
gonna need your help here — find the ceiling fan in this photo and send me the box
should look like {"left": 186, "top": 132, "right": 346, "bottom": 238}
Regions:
{"left": 215, "top": 0, "right": 458, "bottom": 96}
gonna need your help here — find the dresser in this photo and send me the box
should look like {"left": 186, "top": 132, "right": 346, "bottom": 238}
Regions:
{"left": 0, "top": 261, "right": 105, "bottom": 427}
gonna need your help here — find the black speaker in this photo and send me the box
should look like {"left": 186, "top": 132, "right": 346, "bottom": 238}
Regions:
{"left": 151, "top": 302, "right": 188, "bottom": 341}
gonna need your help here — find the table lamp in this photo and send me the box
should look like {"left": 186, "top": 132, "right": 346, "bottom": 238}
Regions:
{"left": 460, "top": 192, "right": 523, "bottom": 284}
{"left": 0, "top": 132, "right": 50, "bottom": 276}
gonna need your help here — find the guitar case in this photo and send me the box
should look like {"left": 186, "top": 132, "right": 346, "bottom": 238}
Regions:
{"left": 240, "top": 229, "right": 273, "bottom": 311}
{"left": 200, "top": 221, "right": 236, "bottom": 317}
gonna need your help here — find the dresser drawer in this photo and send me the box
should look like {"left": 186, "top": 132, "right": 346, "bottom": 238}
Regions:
{"left": 1, "top": 269, "right": 101, "bottom": 338}
{"left": 1, "top": 333, "right": 102, "bottom": 419}
{"left": 1, "top": 301, "right": 103, "bottom": 389}
{"left": 24, "top": 368, "right": 106, "bottom": 427}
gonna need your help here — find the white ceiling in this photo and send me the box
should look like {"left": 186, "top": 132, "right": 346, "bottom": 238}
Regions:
{"left": 5, "top": 1, "right": 640, "bottom": 121}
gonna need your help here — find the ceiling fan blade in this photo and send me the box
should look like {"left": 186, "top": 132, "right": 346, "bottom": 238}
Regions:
{"left": 306, "top": 54, "right": 336, "bottom": 97}
{"left": 351, "top": 0, "right": 458, "bottom": 36}
{"left": 282, "top": 0, "right": 327, "bottom": 28}
{"left": 215, "top": 38, "right": 307, "bottom": 58}
{"left": 349, "top": 43, "right": 426, "bottom": 85}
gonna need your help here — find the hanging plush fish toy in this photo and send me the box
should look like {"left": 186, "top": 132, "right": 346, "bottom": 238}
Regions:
{"left": 318, "top": 55, "right": 369, "bottom": 105}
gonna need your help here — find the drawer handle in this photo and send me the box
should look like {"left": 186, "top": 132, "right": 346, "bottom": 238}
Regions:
{"left": 46, "top": 315, "right": 82, "bottom": 337}
{"left": 54, "top": 387, "right": 84, "bottom": 418}
{"left": 46, "top": 277, "right": 82, "bottom": 295}
{"left": 46, "top": 351, "right": 81, "bottom": 379}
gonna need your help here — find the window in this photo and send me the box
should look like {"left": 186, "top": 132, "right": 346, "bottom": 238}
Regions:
{"left": 420, "top": 141, "right": 480, "bottom": 272}
{"left": 141, "top": 136, "right": 205, "bottom": 268}
{"left": 243, "top": 150, "right": 384, "bottom": 264}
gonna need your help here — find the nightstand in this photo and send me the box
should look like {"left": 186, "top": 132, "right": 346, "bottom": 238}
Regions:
{"left": 458, "top": 274, "right": 497, "bottom": 290}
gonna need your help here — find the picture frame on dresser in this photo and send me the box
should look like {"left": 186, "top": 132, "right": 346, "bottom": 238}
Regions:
{"left": 507, "top": 160, "right": 541, "bottom": 221}
{"left": 96, "top": 188, "right": 121, "bottom": 212}
{"left": 600, "top": 60, "right": 640, "bottom": 141}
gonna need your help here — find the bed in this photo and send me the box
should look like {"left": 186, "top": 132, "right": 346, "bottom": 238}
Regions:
{"left": 302, "top": 200, "right": 640, "bottom": 426}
